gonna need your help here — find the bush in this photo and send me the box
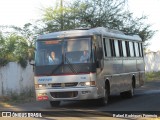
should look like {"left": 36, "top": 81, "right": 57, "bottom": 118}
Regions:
{"left": 0, "top": 58, "right": 9, "bottom": 67}
{"left": 145, "top": 71, "right": 160, "bottom": 81}
{"left": 18, "top": 57, "right": 28, "bottom": 68}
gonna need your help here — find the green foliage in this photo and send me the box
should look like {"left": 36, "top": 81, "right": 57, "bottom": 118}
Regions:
{"left": 0, "top": 33, "right": 9, "bottom": 67}
{"left": 0, "top": 58, "right": 9, "bottom": 67}
{"left": 42, "top": 0, "right": 155, "bottom": 47}
{"left": 17, "top": 57, "right": 28, "bottom": 68}
{"left": 0, "top": 33, "right": 30, "bottom": 68}
{"left": 0, "top": 23, "right": 36, "bottom": 68}
{"left": 145, "top": 71, "right": 160, "bottom": 81}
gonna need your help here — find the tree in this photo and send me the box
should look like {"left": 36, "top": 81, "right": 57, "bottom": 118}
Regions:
{"left": 0, "top": 32, "right": 8, "bottom": 66}
{"left": 42, "top": 0, "right": 76, "bottom": 32}
{"left": 0, "top": 23, "right": 37, "bottom": 68}
{"left": 42, "top": 0, "right": 155, "bottom": 48}
{"left": 6, "top": 23, "right": 37, "bottom": 61}
{"left": 0, "top": 33, "right": 29, "bottom": 68}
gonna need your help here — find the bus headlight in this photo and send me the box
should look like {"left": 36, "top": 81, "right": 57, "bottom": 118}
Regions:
{"left": 35, "top": 84, "right": 46, "bottom": 88}
{"left": 79, "top": 81, "right": 96, "bottom": 87}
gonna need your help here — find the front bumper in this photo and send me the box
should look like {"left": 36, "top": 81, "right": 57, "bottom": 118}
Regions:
{"left": 35, "top": 87, "right": 99, "bottom": 101}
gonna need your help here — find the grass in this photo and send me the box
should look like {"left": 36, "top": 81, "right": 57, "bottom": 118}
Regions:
{"left": 145, "top": 71, "right": 160, "bottom": 81}
{"left": 0, "top": 89, "right": 36, "bottom": 107}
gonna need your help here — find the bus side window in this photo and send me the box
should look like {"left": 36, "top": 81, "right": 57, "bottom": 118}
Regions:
{"left": 125, "top": 41, "right": 130, "bottom": 57}
{"left": 141, "top": 43, "right": 144, "bottom": 57}
{"left": 103, "top": 38, "right": 107, "bottom": 57}
{"left": 106, "top": 38, "right": 111, "bottom": 57}
{"left": 122, "top": 41, "right": 127, "bottom": 57}
{"left": 133, "top": 42, "right": 136, "bottom": 57}
{"left": 109, "top": 39, "right": 116, "bottom": 57}
{"left": 118, "top": 40, "right": 123, "bottom": 57}
{"left": 134, "top": 42, "right": 140, "bottom": 57}
{"left": 139, "top": 43, "right": 143, "bottom": 57}
{"left": 129, "top": 41, "right": 134, "bottom": 57}
{"left": 138, "top": 43, "right": 141, "bottom": 57}
{"left": 114, "top": 40, "right": 120, "bottom": 57}
{"left": 103, "top": 38, "right": 112, "bottom": 57}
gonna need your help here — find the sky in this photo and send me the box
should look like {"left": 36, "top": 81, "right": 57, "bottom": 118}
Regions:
{"left": 128, "top": 0, "right": 160, "bottom": 52}
{"left": 0, "top": 0, "right": 159, "bottom": 51}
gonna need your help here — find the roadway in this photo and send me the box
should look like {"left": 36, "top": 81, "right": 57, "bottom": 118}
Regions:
{"left": 0, "top": 80, "right": 160, "bottom": 120}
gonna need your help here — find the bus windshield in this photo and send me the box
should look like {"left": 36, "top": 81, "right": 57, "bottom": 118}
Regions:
{"left": 64, "top": 38, "right": 91, "bottom": 64}
{"left": 35, "top": 38, "right": 91, "bottom": 66}
{"left": 35, "top": 40, "right": 62, "bottom": 66}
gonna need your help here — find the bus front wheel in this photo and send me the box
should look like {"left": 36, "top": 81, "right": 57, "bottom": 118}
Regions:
{"left": 98, "top": 87, "right": 109, "bottom": 106}
{"left": 50, "top": 101, "right": 61, "bottom": 107}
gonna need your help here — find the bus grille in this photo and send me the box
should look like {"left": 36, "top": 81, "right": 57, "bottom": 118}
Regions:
{"left": 51, "top": 82, "right": 78, "bottom": 87}
{"left": 50, "top": 91, "right": 78, "bottom": 98}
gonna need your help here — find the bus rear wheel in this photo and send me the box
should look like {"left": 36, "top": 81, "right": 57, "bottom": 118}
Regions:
{"left": 50, "top": 101, "right": 61, "bottom": 107}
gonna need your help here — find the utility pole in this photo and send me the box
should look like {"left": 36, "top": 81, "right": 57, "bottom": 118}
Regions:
{"left": 60, "top": 0, "right": 64, "bottom": 30}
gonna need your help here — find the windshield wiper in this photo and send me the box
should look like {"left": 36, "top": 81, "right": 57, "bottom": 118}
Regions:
{"left": 51, "top": 62, "right": 63, "bottom": 75}
{"left": 64, "top": 55, "right": 77, "bottom": 74}
{"left": 51, "top": 56, "right": 78, "bottom": 75}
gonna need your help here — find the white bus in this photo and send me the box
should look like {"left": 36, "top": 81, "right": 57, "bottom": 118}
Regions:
{"left": 34, "top": 27, "right": 145, "bottom": 106}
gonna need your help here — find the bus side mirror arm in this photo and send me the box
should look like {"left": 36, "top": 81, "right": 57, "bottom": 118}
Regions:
{"left": 29, "top": 60, "right": 35, "bottom": 66}
{"left": 96, "top": 61, "right": 99, "bottom": 68}
{"left": 96, "top": 60, "right": 102, "bottom": 68}
{"left": 29, "top": 60, "right": 35, "bottom": 71}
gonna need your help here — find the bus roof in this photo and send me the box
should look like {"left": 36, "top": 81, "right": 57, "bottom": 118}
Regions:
{"left": 37, "top": 27, "right": 142, "bottom": 41}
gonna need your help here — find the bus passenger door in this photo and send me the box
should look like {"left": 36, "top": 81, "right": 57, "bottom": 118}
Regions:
{"left": 93, "top": 35, "right": 104, "bottom": 96}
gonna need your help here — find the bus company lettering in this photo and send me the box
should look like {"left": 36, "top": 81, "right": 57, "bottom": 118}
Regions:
{"left": 81, "top": 76, "right": 86, "bottom": 79}
{"left": 38, "top": 78, "right": 52, "bottom": 82}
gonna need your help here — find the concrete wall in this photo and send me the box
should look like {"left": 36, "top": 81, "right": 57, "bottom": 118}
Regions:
{"left": 0, "top": 62, "right": 34, "bottom": 96}
{"left": 144, "top": 51, "right": 160, "bottom": 72}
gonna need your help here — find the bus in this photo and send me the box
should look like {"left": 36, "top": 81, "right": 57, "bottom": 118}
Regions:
{"left": 34, "top": 27, "right": 145, "bottom": 106}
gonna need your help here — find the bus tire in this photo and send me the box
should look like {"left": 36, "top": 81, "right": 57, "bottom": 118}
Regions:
{"left": 120, "top": 83, "right": 134, "bottom": 98}
{"left": 98, "top": 86, "right": 109, "bottom": 106}
{"left": 50, "top": 101, "right": 61, "bottom": 107}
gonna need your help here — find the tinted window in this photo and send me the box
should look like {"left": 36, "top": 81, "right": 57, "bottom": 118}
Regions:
{"left": 118, "top": 40, "right": 123, "bottom": 57}
{"left": 133, "top": 42, "right": 136, "bottom": 57}
{"left": 129, "top": 42, "right": 134, "bottom": 57}
{"left": 122, "top": 41, "right": 127, "bottom": 57}
{"left": 106, "top": 39, "right": 111, "bottom": 57}
{"left": 114, "top": 40, "right": 120, "bottom": 57}
{"left": 110, "top": 39, "right": 116, "bottom": 57}
{"left": 134, "top": 42, "right": 139, "bottom": 57}
{"left": 141, "top": 43, "right": 144, "bottom": 57}
{"left": 103, "top": 38, "right": 107, "bottom": 57}
{"left": 125, "top": 41, "right": 130, "bottom": 57}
